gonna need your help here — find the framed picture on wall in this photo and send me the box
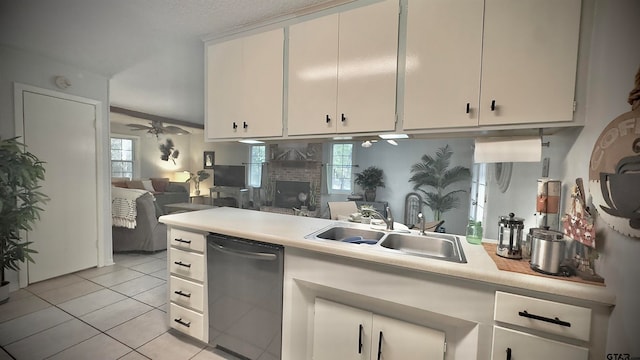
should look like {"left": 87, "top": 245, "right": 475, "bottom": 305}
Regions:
{"left": 204, "top": 151, "right": 215, "bottom": 169}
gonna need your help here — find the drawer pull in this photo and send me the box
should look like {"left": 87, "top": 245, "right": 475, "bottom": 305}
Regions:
{"left": 174, "top": 318, "right": 191, "bottom": 328}
{"left": 174, "top": 238, "right": 192, "bottom": 244}
{"left": 358, "top": 324, "right": 363, "bottom": 354}
{"left": 174, "top": 290, "right": 191, "bottom": 298}
{"left": 491, "top": 99, "right": 496, "bottom": 111}
{"left": 376, "top": 331, "right": 383, "bottom": 360}
{"left": 326, "top": 114, "right": 331, "bottom": 123}
{"left": 506, "top": 347, "right": 512, "bottom": 360}
{"left": 518, "top": 310, "right": 571, "bottom": 327}
{"left": 174, "top": 261, "right": 192, "bottom": 268}
{"left": 466, "top": 102, "right": 470, "bottom": 114}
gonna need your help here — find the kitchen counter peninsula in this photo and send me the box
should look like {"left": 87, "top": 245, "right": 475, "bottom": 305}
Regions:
{"left": 160, "top": 207, "right": 614, "bottom": 360}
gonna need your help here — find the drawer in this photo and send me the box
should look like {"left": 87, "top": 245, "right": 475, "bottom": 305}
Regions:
{"left": 494, "top": 291, "right": 591, "bottom": 341}
{"left": 170, "top": 276, "right": 205, "bottom": 312}
{"left": 491, "top": 326, "right": 588, "bottom": 360}
{"left": 169, "top": 303, "right": 205, "bottom": 341}
{"left": 170, "top": 248, "right": 205, "bottom": 282}
{"left": 170, "top": 228, "right": 206, "bottom": 253}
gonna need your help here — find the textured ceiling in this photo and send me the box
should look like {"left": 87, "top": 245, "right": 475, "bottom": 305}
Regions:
{"left": 0, "top": 0, "right": 346, "bottom": 125}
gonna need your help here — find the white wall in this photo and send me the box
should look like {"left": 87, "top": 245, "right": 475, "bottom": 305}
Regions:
{"left": 561, "top": 0, "right": 640, "bottom": 354}
{"left": 0, "top": 46, "right": 111, "bottom": 289}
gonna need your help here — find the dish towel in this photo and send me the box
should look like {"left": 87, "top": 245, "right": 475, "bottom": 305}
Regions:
{"left": 112, "top": 187, "right": 148, "bottom": 229}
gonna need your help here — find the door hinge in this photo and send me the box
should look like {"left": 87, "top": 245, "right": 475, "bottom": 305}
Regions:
{"left": 573, "top": 100, "right": 577, "bottom": 112}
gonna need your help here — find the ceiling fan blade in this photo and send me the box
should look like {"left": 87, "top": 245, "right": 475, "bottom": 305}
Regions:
{"left": 164, "top": 125, "right": 190, "bottom": 134}
{"left": 126, "top": 124, "right": 151, "bottom": 130}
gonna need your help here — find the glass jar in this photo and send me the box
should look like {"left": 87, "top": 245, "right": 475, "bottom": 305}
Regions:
{"left": 466, "top": 220, "right": 483, "bottom": 245}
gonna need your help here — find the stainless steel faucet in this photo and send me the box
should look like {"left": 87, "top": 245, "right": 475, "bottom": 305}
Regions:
{"left": 417, "top": 212, "right": 426, "bottom": 235}
{"left": 370, "top": 206, "right": 394, "bottom": 231}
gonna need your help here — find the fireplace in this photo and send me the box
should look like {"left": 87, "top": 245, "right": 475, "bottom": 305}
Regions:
{"left": 275, "top": 181, "right": 310, "bottom": 208}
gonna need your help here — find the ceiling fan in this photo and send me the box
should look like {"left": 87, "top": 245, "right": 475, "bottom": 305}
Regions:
{"left": 126, "top": 120, "right": 190, "bottom": 138}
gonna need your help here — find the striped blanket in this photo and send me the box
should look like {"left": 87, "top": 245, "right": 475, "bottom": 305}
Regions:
{"left": 112, "top": 187, "right": 148, "bottom": 229}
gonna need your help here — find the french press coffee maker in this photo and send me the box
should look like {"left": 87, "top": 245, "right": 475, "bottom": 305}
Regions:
{"left": 497, "top": 213, "right": 524, "bottom": 259}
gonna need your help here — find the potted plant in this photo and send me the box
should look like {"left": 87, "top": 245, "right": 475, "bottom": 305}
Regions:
{"left": 187, "top": 170, "right": 211, "bottom": 196}
{"left": 409, "top": 145, "right": 471, "bottom": 222}
{"left": 0, "top": 137, "right": 49, "bottom": 303}
{"left": 354, "top": 166, "right": 385, "bottom": 201}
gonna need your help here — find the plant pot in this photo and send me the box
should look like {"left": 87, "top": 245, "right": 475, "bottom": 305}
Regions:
{"left": 364, "top": 189, "right": 377, "bottom": 202}
{"left": 0, "top": 281, "right": 10, "bottom": 304}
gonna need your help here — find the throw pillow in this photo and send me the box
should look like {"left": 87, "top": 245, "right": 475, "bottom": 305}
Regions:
{"left": 141, "top": 180, "right": 155, "bottom": 192}
{"left": 127, "top": 179, "right": 145, "bottom": 190}
{"left": 151, "top": 178, "right": 170, "bottom": 193}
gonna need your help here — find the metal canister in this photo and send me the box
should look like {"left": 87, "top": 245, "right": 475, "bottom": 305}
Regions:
{"left": 530, "top": 228, "right": 566, "bottom": 275}
{"left": 497, "top": 213, "right": 524, "bottom": 259}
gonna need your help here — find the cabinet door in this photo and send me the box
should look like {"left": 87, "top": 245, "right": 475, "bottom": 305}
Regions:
{"left": 313, "top": 298, "right": 372, "bottom": 360}
{"left": 403, "top": 0, "right": 483, "bottom": 130}
{"left": 371, "top": 314, "right": 445, "bottom": 360}
{"left": 479, "top": 0, "right": 581, "bottom": 125}
{"left": 242, "top": 28, "right": 284, "bottom": 138}
{"left": 206, "top": 37, "right": 244, "bottom": 139}
{"left": 491, "top": 326, "right": 588, "bottom": 360}
{"left": 337, "top": 0, "right": 398, "bottom": 134}
{"left": 288, "top": 14, "right": 339, "bottom": 136}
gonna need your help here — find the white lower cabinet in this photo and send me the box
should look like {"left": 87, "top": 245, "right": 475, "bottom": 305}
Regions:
{"left": 313, "top": 298, "right": 445, "bottom": 360}
{"left": 491, "top": 326, "right": 588, "bottom": 360}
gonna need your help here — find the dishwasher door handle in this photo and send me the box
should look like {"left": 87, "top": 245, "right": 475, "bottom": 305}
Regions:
{"left": 208, "top": 242, "right": 277, "bottom": 261}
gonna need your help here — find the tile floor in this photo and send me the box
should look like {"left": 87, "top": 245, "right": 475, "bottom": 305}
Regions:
{"left": 0, "top": 251, "right": 235, "bottom": 360}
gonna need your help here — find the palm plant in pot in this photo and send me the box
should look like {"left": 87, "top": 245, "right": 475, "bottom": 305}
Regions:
{"left": 409, "top": 145, "right": 470, "bottom": 222}
{"left": 0, "top": 137, "right": 49, "bottom": 303}
{"left": 354, "top": 166, "right": 385, "bottom": 201}
{"left": 187, "top": 170, "right": 211, "bottom": 196}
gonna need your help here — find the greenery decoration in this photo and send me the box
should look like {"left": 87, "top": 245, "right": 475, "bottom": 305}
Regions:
{"left": 409, "top": 145, "right": 471, "bottom": 221}
{"left": 0, "top": 137, "right": 49, "bottom": 288}
{"left": 187, "top": 170, "right": 211, "bottom": 195}
{"left": 159, "top": 138, "right": 179, "bottom": 164}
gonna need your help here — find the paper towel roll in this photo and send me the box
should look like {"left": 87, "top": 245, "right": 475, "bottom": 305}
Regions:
{"left": 474, "top": 137, "right": 542, "bottom": 163}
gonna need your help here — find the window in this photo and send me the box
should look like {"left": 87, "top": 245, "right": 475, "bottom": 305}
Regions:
{"left": 469, "top": 163, "right": 487, "bottom": 222}
{"left": 110, "top": 137, "right": 134, "bottom": 179}
{"left": 248, "top": 145, "right": 266, "bottom": 187}
{"left": 330, "top": 143, "right": 353, "bottom": 193}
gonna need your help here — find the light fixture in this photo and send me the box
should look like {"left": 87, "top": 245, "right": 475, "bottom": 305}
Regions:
{"left": 386, "top": 139, "right": 398, "bottom": 146}
{"left": 378, "top": 133, "right": 409, "bottom": 139}
{"left": 332, "top": 136, "right": 353, "bottom": 140}
{"left": 54, "top": 76, "right": 71, "bottom": 89}
{"left": 238, "top": 139, "right": 265, "bottom": 144}
{"left": 174, "top": 170, "right": 191, "bottom": 182}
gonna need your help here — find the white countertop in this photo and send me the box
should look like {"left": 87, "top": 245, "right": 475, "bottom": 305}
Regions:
{"left": 159, "top": 207, "right": 615, "bottom": 306}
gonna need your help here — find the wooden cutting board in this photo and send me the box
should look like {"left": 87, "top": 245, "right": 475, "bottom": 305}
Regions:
{"left": 482, "top": 243, "right": 605, "bottom": 286}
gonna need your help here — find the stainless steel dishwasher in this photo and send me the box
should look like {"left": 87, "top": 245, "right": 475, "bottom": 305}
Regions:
{"left": 207, "top": 233, "right": 284, "bottom": 360}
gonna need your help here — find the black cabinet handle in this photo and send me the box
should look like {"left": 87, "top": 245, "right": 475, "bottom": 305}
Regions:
{"left": 243, "top": 121, "right": 248, "bottom": 129}
{"left": 466, "top": 103, "right": 470, "bottom": 114}
{"left": 358, "top": 324, "right": 363, "bottom": 354}
{"left": 377, "top": 331, "right": 383, "bottom": 360}
{"left": 174, "top": 318, "right": 191, "bottom": 328}
{"left": 326, "top": 114, "right": 331, "bottom": 123}
{"left": 174, "top": 290, "right": 191, "bottom": 298}
{"left": 232, "top": 122, "right": 238, "bottom": 129}
{"left": 506, "top": 347, "right": 512, "bottom": 360}
{"left": 491, "top": 100, "right": 496, "bottom": 111}
{"left": 174, "top": 238, "right": 191, "bottom": 244}
{"left": 518, "top": 310, "right": 571, "bottom": 327}
{"left": 174, "top": 261, "right": 191, "bottom": 268}
{"left": 341, "top": 113, "right": 346, "bottom": 122}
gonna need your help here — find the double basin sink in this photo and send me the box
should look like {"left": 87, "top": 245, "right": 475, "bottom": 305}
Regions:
{"left": 305, "top": 224, "right": 467, "bottom": 263}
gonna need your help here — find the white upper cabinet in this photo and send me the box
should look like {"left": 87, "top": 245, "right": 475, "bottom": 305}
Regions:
{"left": 206, "top": 29, "right": 284, "bottom": 140}
{"left": 403, "top": 0, "right": 484, "bottom": 130}
{"left": 288, "top": 0, "right": 399, "bottom": 136}
{"left": 403, "top": 0, "right": 581, "bottom": 130}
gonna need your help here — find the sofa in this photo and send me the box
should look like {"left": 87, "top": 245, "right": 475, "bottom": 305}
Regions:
{"left": 112, "top": 189, "right": 167, "bottom": 252}
{"left": 111, "top": 177, "right": 189, "bottom": 216}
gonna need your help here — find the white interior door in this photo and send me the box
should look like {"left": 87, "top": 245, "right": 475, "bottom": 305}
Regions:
{"left": 21, "top": 90, "right": 99, "bottom": 283}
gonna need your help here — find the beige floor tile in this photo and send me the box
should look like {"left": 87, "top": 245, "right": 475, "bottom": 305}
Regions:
{"left": 36, "top": 279, "right": 104, "bottom": 304}
{"left": 157, "top": 303, "right": 168, "bottom": 313}
{"left": 152, "top": 251, "right": 168, "bottom": 260}
{"left": 80, "top": 298, "right": 153, "bottom": 331}
{"left": 110, "top": 275, "right": 165, "bottom": 297}
{"left": 149, "top": 268, "right": 168, "bottom": 280}
{"left": 133, "top": 284, "right": 167, "bottom": 308}
{"left": 130, "top": 259, "right": 166, "bottom": 274}
{"left": 0, "top": 348, "right": 12, "bottom": 360}
{"left": 0, "top": 293, "right": 50, "bottom": 323}
{"left": 5, "top": 289, "right": 33, "bottom": 301}
{"left": 192, "top": 347, "right": 244, "bottom": 360}
{"left": 25, "top": 273, "right": 85, "bottom": 295}
{"left": 114, "top": 254, "right": 159, "bottom": 268}
{"left": 47, "top": 333, "right": 131, "bottom": 360}
{"left": 106, "top": 309, "right": 169, "bottom": 349}
{"left": 0, "top": 306, "right": 73, "bottom": 346}
{"left": 5, "top": 319, "right": 99, "bottom": 359}
{"left": 138, "top": 331, "right": 205, "bottom": 360}
{"left": 58, "top": 288, "right": 127, "bottom": 317}
{"left": 118, "top": 350, "right": 150, "bottom": 360}
{"left": 74, "top": 264, "right": 125, "bottom": 279}
{"left": 90, "top": 268, "right": 145, "bottom": 287}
